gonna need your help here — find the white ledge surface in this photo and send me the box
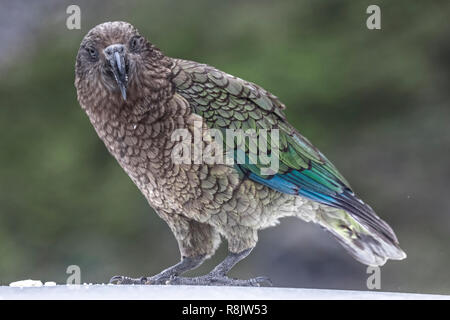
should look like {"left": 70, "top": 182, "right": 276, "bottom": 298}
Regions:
{"left": 0, "top": 284, "right": 448, "bottom": 300}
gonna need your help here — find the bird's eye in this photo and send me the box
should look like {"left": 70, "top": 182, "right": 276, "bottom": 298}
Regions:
{"left": 86, "top": 46, "right": 98, "bottom": 60}
{"left": 129, "top": 36, "right": 141, "bottom": 52}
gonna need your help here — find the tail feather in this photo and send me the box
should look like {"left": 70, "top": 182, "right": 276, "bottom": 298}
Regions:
{"left": 338, "top": 190, "right": 399, "bottom": 245}
{"left": 316, "top": 199, "right": 406, "bottom": 266}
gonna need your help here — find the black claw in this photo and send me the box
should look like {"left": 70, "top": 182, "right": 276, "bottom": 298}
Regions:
{"left": 139, "top": 276, "right": 149, "bottom": 284}
{"left": 252, "top": 276, "right": 273, "bottom": 287}
{"left": 165, "top": 275, "right": 178, "bottom": 284}
{"left": 109, "top": 275, "right": 146, "bottom": 285}
{"left": 109, "top": 275, "right": 125, "bottom": 284}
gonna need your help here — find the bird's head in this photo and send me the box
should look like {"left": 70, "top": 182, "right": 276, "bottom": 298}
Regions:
{"left": 75, "top": 21, "right": 172, "bottom": 106}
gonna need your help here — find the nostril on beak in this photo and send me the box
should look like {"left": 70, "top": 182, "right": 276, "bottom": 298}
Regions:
{"left": 103, "top": 44, "right": 125, "bottom": 58}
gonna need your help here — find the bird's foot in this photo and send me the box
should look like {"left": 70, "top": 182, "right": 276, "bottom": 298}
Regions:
{"left": 109, "top": 273, "right": 272, "bottom": 287}
{"left": 166, "top": 272, "right": 272, "bottom": 287}
{"left": 109, "top": 275, "right": 146, "bottom": 285}
{"left": 109, "top": 273, "right": 174, "bottom": 285}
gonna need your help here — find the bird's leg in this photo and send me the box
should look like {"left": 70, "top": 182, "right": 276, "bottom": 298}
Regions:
{"left": 168, "top": 248, "right": 272, "bottom": 287}
{"left": 109, "top": 255, "right": 205, "bottom": 285}
{"left": 110, "top": 217, "right": 221, "bottom": 285}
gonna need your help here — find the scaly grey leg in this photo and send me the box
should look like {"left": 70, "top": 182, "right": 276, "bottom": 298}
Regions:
{"left": 109, "top": 255, "right": 206, "bottom": 285}
{"left": 167, "top": 248, "right": 272, "bottom": 287}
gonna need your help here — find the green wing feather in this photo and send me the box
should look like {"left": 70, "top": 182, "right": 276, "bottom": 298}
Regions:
{"left": 171, "top": 59, "right": 350, "bottom": 196}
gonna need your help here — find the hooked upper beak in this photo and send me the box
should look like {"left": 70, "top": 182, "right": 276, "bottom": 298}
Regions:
{"left": 104, "top": 44, "right": 128, "bottom": 100}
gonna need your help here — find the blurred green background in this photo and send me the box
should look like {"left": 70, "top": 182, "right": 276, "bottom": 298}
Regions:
{"left": 0, "top": 0, "right": 449, "bottom": 294}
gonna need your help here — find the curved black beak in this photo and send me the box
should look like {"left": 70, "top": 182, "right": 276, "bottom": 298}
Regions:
{"left": 104, "top": 44, "right": 128, "bottom": 100}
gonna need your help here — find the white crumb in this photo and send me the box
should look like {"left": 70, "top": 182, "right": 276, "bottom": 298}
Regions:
{"left": 9, "top": 280, "right": 43, "bottom": 287}
{"left": 44, "top": 282, "right": 57, "bottom": 286}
